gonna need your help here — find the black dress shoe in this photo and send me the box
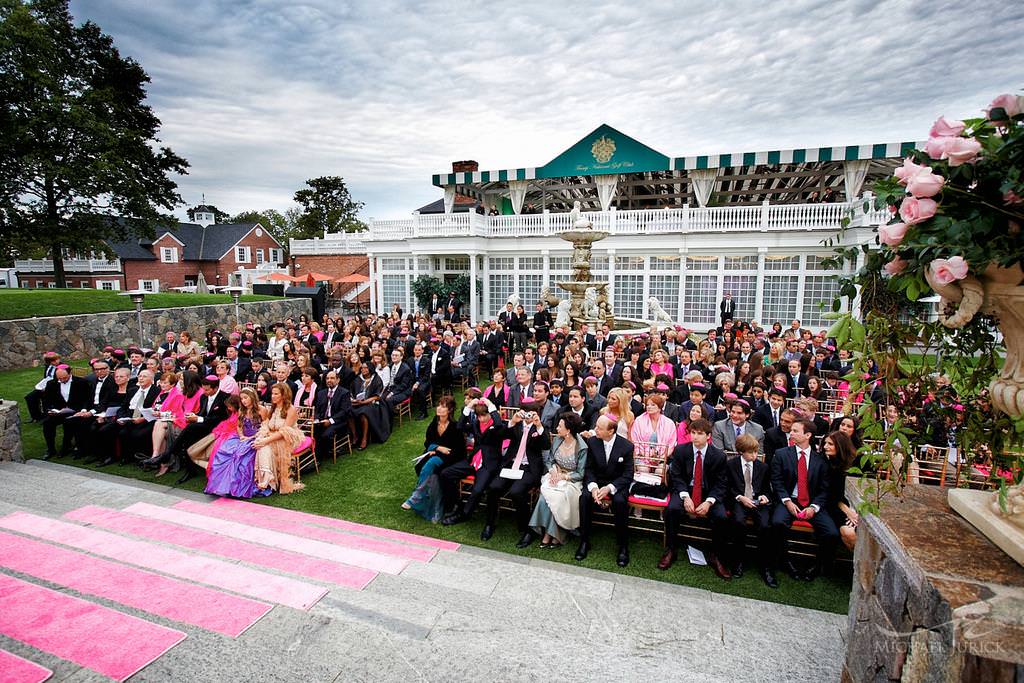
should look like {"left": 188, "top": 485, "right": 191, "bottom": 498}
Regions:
{"left": 762, "top": 568, "right": 779, "bottom": 589}
{"left": 732, "top": 561, "right": 745, "bottom": 579}
{"left": 480, "top": 524, "right": 495, "bottom": 541}
{"left": 803, "top": 563, "right": 821, "bottom": 582}
{"left": 574, "top": 542, "right": 590, "bottom": 561}
{"left": 96, "top": 457, "right": 116, "bottom": 467}
{"left": 783, "top": 561, "right": 804, "bottom": 581}
{"left": 515, "top": 532, "right": 535, "bottom": 549}
{"left": 175, "top": 469, "right": 195, "bottom": 485}
{"left": 442, "top": 511, "right": 466, "bottom": 526}
{"left": 69, "top": 449, "right": 83, "bottom": 460}
{"left": 617, "top": 547, "right": 630, "bottom": 568}
{"left": 41, "top": 452, "right": 55, "bottom": 461}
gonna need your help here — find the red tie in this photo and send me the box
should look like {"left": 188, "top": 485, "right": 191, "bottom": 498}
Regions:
{"left": 692, "top": 450, "right": 703, "bottom": 506}
{"left": 797, "top": 450, "right": 810, "bottom": 508}
{"left": 788, "top": 436, "right": 795, "bottom": 447}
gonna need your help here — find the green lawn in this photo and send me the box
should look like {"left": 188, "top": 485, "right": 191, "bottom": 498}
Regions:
{"left": 0, "top": 289, "right": 282, "bottom": 320}
{"left": 4, "top": 363, "right": 853, "bottom": 614}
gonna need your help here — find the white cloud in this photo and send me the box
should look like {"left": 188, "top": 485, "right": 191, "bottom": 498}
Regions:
{"left": 71, "top": 0, "right": 1024, "bottom": 220}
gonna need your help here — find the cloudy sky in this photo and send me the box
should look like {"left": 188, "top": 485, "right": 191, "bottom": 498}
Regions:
{"left": 71, "top": 0, "right": 1024, "bottom": 221}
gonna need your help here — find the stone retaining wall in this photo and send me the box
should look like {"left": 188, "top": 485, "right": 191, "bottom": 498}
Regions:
{"left": 0, "top": 298, "right": 311, "bottom": 371}
{"left": 0, "top": 401, "right": 23, "bottom": 462}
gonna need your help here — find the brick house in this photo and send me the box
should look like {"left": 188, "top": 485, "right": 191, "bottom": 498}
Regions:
{"left": 15, "top": 206, "right": 285, "bottom": 291}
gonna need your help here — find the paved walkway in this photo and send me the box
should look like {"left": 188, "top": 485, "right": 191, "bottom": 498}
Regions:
{"left": 0, "top": 460, "right": 847, "bottom": 682}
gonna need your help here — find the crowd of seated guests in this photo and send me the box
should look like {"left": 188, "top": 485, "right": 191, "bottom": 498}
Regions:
{"left": 24, "top": 306, "right": 1003, "bottom": 582}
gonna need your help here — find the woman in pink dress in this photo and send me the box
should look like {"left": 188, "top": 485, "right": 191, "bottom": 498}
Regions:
{"left": 650, "top": 349, "right": 675, "bottom": 381}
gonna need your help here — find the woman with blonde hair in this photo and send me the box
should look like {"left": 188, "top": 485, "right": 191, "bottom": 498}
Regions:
{"left": 601, "top": 387, "right": 634, "bottom": 438}
{"left": 254, "top": 382, "right": 305, "bottom": 494}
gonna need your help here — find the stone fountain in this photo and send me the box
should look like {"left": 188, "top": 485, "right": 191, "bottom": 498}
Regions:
{"left": 557, "top": 201, "right": 614, "bottom": 327}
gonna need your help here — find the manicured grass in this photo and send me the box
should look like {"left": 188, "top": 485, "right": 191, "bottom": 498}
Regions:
{"left": 0, "top": 289, "right": 281, "bottom": 320}
{"left": 5, "top": 364, "right": 852, "bottom": 614}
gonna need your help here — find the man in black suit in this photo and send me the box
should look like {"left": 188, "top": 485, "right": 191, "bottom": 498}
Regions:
{"left": 442, "top": 395, "right": 505, "bottom": 524}
{"left": 314, "top": 370, "right": 352, "bottom": 461}
{"left": 24, "top": 351, "right": 62, "bottom": 422}
{"left": 600, "top": 348, "right": 622, "bottom": 386}
{"left": 224, "top": 346, "right": 251, "bottom": 382}
{"left": 784, "top": 359, "right": 809, "bottom": 399}
{"left": 770, "top": 418, "right": 838, "bottom": 582}
{"left": 165, "top": 376, "right": 229, "bottom": 484}
{"left": 719, "top": 292, "right": 735, "bottom": 326}
{"left": 446, "top": 292, "right": 463, "bottom": 320}
{"left": 576, "top": 415, "right": 634, "bottom": 567}
{"left": 659, "top": 418, "right": 732, "bottom": 580}
{"left": 407, "top": 343, "right": 432, "bottom": 419}
{"left": 559, "top": 386, "right": 596, "bottom": 431}
{"left": 726, "top": 434, "right": 776, "bottom": 587}
{"left": 588, "top": 360, "right": 613, "bottom": 397}
{"left": 381, "top": 348, "right": 414, "bottom": 414}
{"left": 577, "top": 323, "right": 595, "bottom": 353}
{"left": 40, "top": 365, "right": 91, "bottom": 458}
{"left": 482, "top": 407, "right": 550, "bottom": 548}
{"left": 753, "top": 387, "right": 787, "bottom": 432}
{"left": 64, "top": 359, "right": 115, "bottom": 457}
{"left": 429, "top": 293, "right": 442, "bottom": 318}
{"left": 479, "top": 323, "right": 503, "bottom": 373}
{"left": 428, "top": 337, "right": 451, "bottom": 394}
{"left": 763, "top": 407, "right": 797, "bottom": 470}
{"left": 507, "top": 367, "right": 534, "bottom": 408}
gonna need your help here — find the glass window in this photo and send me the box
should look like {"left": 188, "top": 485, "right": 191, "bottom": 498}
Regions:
{"left": 615, "top": 256, "right": 644, "bottom": 270}
{"left": 650, "top": 256, "right": 681, "bottom": 271}
{"left": 160, "top": 247, "right": 177, "bottom": 263}
{"left": 724, "top": 255, "right": 757, "bottom": 270}
{"left": 445, "top": 257, "right": 469, "bottom": 271}
{"left": 417, "top": 257, "right": 432, "bottom": 272}
{"left": 184, "top": 279, "right": 195, "bottom": 287}
{"left": 381, "top": 274, "right": 406, "bottom": 310}
{"left": 686, "top": 256, "right": 718, "bottom": 270}
{"left": 100, "top": 281, "right": 114, "bottom": 291}
{"left": 519, "top": 257, "right": 543, "bottom": 271}
{"left": 803, "top": 275, "right": 841, "bottom": 327}
{"left": 590, "top": 255, "right": 609, "bottom": 271}
{"left": 47, "top": 281, "right": 56, "bottom": 289}
{"left": 548, "top": 256, "right": 571, "bottom": 272}
{"left": 489, "top": 274, "right": 514, "bottom": 316}
{"left": 614, "top": 274, "right": 644, "bottom": 319}
{"left": 762, "top": 275, "right": 799, "bottom": 324}
{"left": 488, "top": 257, "right": 514, "bottom": 271}
{"left": 764, "top": 255, "right": 800, "bottom": 271}
{"left": 722, "top": 275, "right": 757, "bottom": 320}
{"left": 235, "top": 246, "right": 250, "bottom": 263}
{"left": 519, "top": 274, "right": 543, "bottom": 308}
{"left": 649, "top": 275, "right": 680, "bottom": 319}
{"left": 256, "top": 249, "right": 265, "bottom": 265}
{"left": 683, "top": 275, "right": 717, "bottom": 325}
{"left": 381, "top": 257, "right": 405, "bottom": 271}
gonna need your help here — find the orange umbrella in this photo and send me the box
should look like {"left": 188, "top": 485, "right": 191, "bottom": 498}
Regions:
{"left": 259, "top": 272, "right": 298, "bottom": 282}
{"left": 336, "top": 273, "right": 370, "bottom": 283}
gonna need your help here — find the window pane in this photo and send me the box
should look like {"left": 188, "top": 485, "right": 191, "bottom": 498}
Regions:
{"left": 615, "top": 256, "right": 644, "bottom": 270}
{"left": 762, "top": 275, "right": 799, "bottom": 323}
{"left": 650, "top": 256, "right": 680, "bottom": 271}
{"left": 649, "top": 275, "right": 680, "bottom": 319}
{"left": 488, "top": 257, "right": 513, "bottom": 271}
{"left": 686, "top": 256, "right": 718, "bottom": 270}
{"left": 613, "top": 275, "right": 644, "bottom": 318}
{"left": 722, "top": 275, "right": 757, "bottom": 320}
{"left": 381, "top": 275, "right": 405, "bottom": 310}
{"left": 724, "top": 255, "right": 757, "bottom": 270}
{"left": 683, "top": 275, "right": 717, "bottom": 325}
{"left": 445, "top": 257, "right": 469, "bottom": 271}
{"left": 381, "top": 257, "right": 405, "bottom": 271}
{"left": 489, "top": 274, "right": 514, "bottom": 316}
{"left": 519, "top": 257, "right": 543, "bottom": 271}
{"left": 803, "top": 275, "right": 841, "bottom": 328}
{"left": 764, "top": 255, "right": 800, "bottom": 271}
{"left": 590, "top": 255, "right": 608, "bottom": 271}
{"left": 519, "top": 274, "right": 543, "bottom": 308}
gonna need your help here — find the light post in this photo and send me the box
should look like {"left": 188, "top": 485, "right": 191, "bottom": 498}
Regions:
{"left": 119, "top": 290, "right": 146, "bottom": 347}
{"left": 225, "top": 286, "right": 244, "bottom": 326}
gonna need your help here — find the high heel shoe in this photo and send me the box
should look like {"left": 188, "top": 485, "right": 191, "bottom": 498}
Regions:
{"left": 155, "top": 464, "right": 170, "bottom": 478}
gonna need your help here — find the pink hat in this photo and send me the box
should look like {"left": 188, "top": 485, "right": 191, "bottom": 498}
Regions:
{"left": 205, "top": 374, "right": 219, "bottom": 381}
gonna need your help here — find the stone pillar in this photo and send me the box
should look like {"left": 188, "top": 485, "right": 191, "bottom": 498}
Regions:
{"left": 0, "top": 401, "right": 24, "bottom": 463}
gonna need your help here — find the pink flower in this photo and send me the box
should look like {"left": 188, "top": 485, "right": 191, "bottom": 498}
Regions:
{"left": 906, "top": 168, "right": 945, "bottom": 198}
{"left": 929, "top": 116, "right": 965, "bottom": 137}
{"left": 930, "top": 256, "right": 969, "bottom": 285}
{"left": 884, "top": 257, "right": 908, "bottom": 275}
{"left": 986, "top": 94, "right": 1023, "bottom": 121}
{"left": 899, "top": 197, "right": 937, "bottom": 225}
{"left": 945, "top": 137, "right": 982, "bottom": 166}
{"left": 924, "top": 136, "right": 956, "bottom": 160}
{"left": 879, "top": 222, "right": 909, "bottom": 246}
{"left": 1005, "top": 191, "right": 1024, "bottom": 206}
{"left": 893, "top": 158, "right": 927, "bottom": 185}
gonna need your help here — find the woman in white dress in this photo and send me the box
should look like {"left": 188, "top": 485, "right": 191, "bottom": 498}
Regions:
{"left": 529, "top": 413, "right": 588, "bottom": 547}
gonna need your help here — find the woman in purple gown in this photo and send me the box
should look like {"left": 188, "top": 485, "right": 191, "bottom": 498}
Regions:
{"left": 205, "top": 388, "right": 263, "bottom": 498}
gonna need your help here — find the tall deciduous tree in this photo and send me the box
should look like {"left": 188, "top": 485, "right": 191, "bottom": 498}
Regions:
{"left": 293, "top": 176, "right": 366, "bottom": 237}
{"left": 0, "top": 0, "right": 188, "bottom": 286}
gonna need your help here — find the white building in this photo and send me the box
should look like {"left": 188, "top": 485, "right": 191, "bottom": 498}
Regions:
{"left": 294, "top": 124, "right": 916, "bottom": 329}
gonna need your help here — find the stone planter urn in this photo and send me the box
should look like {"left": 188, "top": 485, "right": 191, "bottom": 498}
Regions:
{"left": 925, "top": 262, "right": 1024, "bottom": 564}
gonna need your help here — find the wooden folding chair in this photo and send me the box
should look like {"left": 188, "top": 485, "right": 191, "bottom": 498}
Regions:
{"left": 291, "top": 405, "right": 319, "bottom": 482}
{"left": 627, "top": 441, "right": 673, "bottom": 543}
{"left": 498, "top": 406, "right": 518, "bottom": 422}
{"left": 395, "top": 398, "right": 412, "bottom": 427}
{"left": 911, "top": 444, "right": 961, "bottom": 487}
{"left": 332, "top": 431, "right": 353, "bottom": 462}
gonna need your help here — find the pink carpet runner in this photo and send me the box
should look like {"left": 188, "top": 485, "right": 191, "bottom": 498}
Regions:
{"left": 0, "top": 574, "right": 185, "bottom": 682}
{"left": 0, "top": 512, "right": 327, "bottom": 610}
{"left": 0, "top": 649, "right": 52, "bottom": 683}
{"left": 211, "top": 497, "right": 461, "bottom": 550}
{"left": 0, "top": 530, "right": 271, "bottom": 637}
{"left": 65, "top": 505, "right": 376, "bottom": 590}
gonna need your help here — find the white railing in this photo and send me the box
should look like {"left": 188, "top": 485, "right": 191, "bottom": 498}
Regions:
{"left": 14, "top": 258, "right": 121, "bottom": 273}
{"left": 288, "top": 232, "right": 368, "bottom": 255}
{"left": 362, "top": 198, "right": 883, "bottom": 241}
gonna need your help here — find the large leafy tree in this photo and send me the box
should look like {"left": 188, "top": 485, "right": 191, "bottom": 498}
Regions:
{"left": 292, "top": 176, "right": 366, "bottom": 237}
{"left": 230, "top": 207, "right": 303, "bottom": 254}
{"left": 0, "top": 0, "right": 188, "bottom": 285}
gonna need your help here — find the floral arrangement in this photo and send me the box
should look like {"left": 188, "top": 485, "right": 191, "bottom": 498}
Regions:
{"left": 871, "top": 93, "right": 1024, "bottom": 301}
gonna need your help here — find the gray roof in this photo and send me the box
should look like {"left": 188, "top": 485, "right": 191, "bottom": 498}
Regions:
{"left": 108, "top": 222, "right": 271, "bottom": 262}
{"left": 415, "top": 198, "right": 480, "bottom": 214}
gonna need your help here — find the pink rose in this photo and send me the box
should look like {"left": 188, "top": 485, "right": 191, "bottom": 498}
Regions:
{"left": 929, "top": 116, "right": 965, "bottom": 138}
{"left": 930, "top": 256, "right": 969, "bottom": 285}
{"left": 898, "top": 197, "right": 937, "bottom": 225}
{"left": 879, "top": 222, "right": 909, "bottom": 246}
{"left": 1005, "top": 190, "right": 1024, "bottom": 206}
{"left": 924, "top": 136, "right": 956, "bottom": 160}
{"left": 945, "top": 137, "right": 982, "bottom": 166}
{"left": 986, "top": 94, "right": 1022, "bottom": 121}
{"left": 893, "top": 158, "right": 927, "bottom": 185}
{"left": 884, "top": 257, "right": 908, "bottom": 275}
{"left": 906, "top": 168, "right": 945, "bottom": 198}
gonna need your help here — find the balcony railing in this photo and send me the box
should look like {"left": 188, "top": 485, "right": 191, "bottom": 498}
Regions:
{"left": 361, "top": 197, "right": 886, "bottom": 241}
{"left": 288, "top": 232, "right": 368, "bottom": 255}
{"left": 14, "top": 258, "right": 121, "bottom": 273}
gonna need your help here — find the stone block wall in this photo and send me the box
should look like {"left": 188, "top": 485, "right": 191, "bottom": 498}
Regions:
{"left": 0, "top": 298, "right": 311, "bottom": 371}
{"left": 0, "top": 401, "right": 23, "bottom": 462}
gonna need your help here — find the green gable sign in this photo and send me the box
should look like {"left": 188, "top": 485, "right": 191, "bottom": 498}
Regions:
{"left": 539, "top": 124, "right": 671, "bottom": 179}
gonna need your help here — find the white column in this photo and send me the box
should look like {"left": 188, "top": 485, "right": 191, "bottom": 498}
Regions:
{"left": 469, "top": 253, "right": 478, "bottom": 323}
{"left": 641, "top": 255, "right": 651, "bottom": 318}
{"left": 714, "top": 255, "right": 724, "bottom": 321}
{"left": 606, "top": 249, "right": 616, "bottom": 318}
{"left": 411, "top": 255, "right": 420, "bottom": 314}
{"left": 482, "top": 254, "right": 491, "bottom": 319}
{"left": 795, "top": 255, "right": 807, "bottom": 324}
{"left": 368, "top": 253, "right": 377, "bottom": 314}
{"left": 676, "top": 248, "right": 686, "bottom": 326}
{"left": 542, "top": 249, "right": 550, "bottom": 290}
{"left": 755, "top": 247, "right": 767, "bottom": 324}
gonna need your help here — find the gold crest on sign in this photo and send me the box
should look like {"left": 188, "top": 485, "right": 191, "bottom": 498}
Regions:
{"left": 591, "top": 135, "right": 616, "bottom": 164}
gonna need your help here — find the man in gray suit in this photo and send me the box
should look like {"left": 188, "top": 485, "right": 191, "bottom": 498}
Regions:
{"left": 712, "top": 400, "right": 764, "bottom": 454}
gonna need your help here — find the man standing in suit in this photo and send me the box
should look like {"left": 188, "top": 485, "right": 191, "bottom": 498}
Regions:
{"left": 408, "top": 343, "right": 432, "bottom": 419}
{"left": 314, "top": 370, "right": 352, "bottom": 461}
{"left": 429, "top": 293, "right": 442, "bottom": 318}
{"left": 25, "top": 351, "right": 62, "bottom": 422}
{"left": 428, "top": 337, "right": 451, "bottom": 394}
{"left": 770, "top": 418, "right": 838, "bottom": 582}
{"left": 719, "top": 292, "right": 736, "bottom": 326}
{"left": 659, "top": 418, "right": 731, "bottom": 579}
{"left": 446, "top": 291, "right": 462, "bottom": 320}
{"left": 712, "top": 400, "right": 765, "bottom": 454}
{"left": 40, "top": 365, "right": 90, "bottom": 459}
{"left": 727, "top": 434, "right": 776, "bottom": 587}
{"left": 482, "top": 407, "right": 550, "bottom": 548}
{"left": 576, "top": 415, "right": 634, "bottom": 567}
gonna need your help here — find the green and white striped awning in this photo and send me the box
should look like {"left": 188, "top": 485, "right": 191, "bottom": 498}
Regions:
{"left": 432, "top": 123, "right": 925, "bottom": 186}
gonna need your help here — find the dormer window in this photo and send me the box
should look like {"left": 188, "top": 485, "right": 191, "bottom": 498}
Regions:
{"left": 160, "top": 247, "right": 178, "bottom": 263}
